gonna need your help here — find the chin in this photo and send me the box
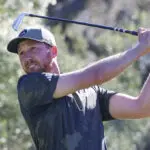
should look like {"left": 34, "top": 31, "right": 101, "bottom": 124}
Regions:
{"left": 25, "top": 68, "right": 46, "bottom": 74}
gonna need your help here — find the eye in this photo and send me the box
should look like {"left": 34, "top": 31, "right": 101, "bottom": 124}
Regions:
{"left": 30, "top": 46, "right": 37, "bottom": 52}
{"left": 18, "top": 51, "right": 24, "bottom": 56}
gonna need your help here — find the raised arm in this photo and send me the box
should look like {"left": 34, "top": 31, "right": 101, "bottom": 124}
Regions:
{"left": 108, "top": 72, "right": 150, "bottom": 119}
{"left": 53, "top": 28, "right": 150, "bottom": 98}
{"left": 136, "top": 73, "right": 150, "bottom": 117}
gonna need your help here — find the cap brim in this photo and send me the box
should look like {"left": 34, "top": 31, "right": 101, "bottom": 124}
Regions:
{"left": 7, "top": 37, "right": 46, "bottom": 54}
{"left": 7, "top": 38, "right": 27, "bottom": 54}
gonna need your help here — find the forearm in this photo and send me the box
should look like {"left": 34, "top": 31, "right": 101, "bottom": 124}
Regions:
{"left": 86, "top": 43, "right": 146, "bottom": 85}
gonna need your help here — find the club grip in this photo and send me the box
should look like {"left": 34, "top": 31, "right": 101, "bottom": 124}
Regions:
{"left": 114, "top": 27, "right": 138, "bottom": 36}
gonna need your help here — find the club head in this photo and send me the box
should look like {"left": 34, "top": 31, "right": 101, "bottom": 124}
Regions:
{"left": 12, "top": 12, "right": 29, "bottom": 31}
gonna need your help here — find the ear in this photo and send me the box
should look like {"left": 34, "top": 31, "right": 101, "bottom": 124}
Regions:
{"left": 51, "top": 46, "right": 58, "bottom": 58}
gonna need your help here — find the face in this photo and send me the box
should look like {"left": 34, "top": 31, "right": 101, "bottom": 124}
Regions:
{"left": 18, "top": 40, "right": 52, "bottom": 73}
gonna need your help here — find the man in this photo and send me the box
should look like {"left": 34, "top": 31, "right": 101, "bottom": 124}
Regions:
{"left": 7, "top": 27, "right": 150, "bottom": 150}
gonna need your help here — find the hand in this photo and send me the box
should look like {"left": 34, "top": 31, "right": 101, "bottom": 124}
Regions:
{"left": 138, "top": 27, "right": 150, "bottom": 53}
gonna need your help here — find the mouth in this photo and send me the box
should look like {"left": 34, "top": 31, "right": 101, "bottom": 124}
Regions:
{"left": 28, "top": 63, "right": 37, "bottom": 68}
{"left": 24, "top": 61, "right": 41, "bottom": 73}
{"left": 28, "top": 64, "right": 40, "bottom": 71}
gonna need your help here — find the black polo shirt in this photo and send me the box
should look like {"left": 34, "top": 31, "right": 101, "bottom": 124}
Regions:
{"left": 17, "top": 72, "right": 116, "bottom": 150}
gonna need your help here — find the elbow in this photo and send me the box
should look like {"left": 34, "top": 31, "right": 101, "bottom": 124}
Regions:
{"left": 82, "top": 67, "right": 102, "bottom": 86}
{"left": 82, "top": 66, "right": 107, "bottom": 86}
{"left": 136, "top": 96, "right": 150, "bottom": 114}
{"left": 93, "top": 70, "right": 104, "bottom": 85}
{"left": 137, "top": 95, "right": 149, "bottom": 110}
{"left": 135, "top": 96, "right": 150, "bottom": 118}
{"left": 136, "top": 96, "right": 145, "bottom": 110}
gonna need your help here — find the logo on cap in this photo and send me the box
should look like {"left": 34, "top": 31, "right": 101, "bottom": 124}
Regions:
{"left": 19, "top": 29, "right": 28, "bottom": 37}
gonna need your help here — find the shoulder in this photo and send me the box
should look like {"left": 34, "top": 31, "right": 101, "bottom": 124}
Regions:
{"left": 17, "top": 72, "right": 59, "bottom": 108}
{"left": 17, "top": 72, "right": 59, "bottom": 96}
{"left": 17, "top": 72, "right": 59, "bottom": 89}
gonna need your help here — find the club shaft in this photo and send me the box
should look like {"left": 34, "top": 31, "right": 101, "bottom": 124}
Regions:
{"left": 28, "top": 14, "right": 138, "bottom": 36}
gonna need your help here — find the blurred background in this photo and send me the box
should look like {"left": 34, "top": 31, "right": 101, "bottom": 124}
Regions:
{"left": 1, "top": 0, "right": 150, "bottom": 149}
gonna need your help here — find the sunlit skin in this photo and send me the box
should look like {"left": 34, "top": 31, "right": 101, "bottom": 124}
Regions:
{"left": 18, "top": 40, "right": 60, "bottom": 74}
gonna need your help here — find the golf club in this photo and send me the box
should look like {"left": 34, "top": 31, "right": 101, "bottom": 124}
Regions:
{"left": 12, "top": 12, "right": 138, "bottom": 36}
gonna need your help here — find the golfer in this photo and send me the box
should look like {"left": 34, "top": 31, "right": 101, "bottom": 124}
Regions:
{"left": 7, "top": 27, "right": 150, "bottom": 150}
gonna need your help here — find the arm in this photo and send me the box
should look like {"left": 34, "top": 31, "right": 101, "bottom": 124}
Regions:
{"left": 109, "top": 73, "right": 150, "bottom": 119}
{"left": 136, "top": 73, "right": 150, "bottom": 117}
{"left": 53, "top": 28, "right": 150, "bottom": 98}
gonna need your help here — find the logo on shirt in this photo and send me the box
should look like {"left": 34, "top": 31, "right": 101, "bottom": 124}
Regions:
{"left": 42, "top": 73, "right": 52, "bottom": 81}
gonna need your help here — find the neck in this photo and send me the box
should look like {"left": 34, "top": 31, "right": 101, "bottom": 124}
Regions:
{"left": 47, "top": 59, "right": 60, "bottom": 75}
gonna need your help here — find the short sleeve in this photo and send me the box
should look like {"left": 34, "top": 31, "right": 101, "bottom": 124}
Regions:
{"left": 17, "top": 72, "right": 59, "bottom": 110}
{"left": 98, "top": 87, "right": 117, "bottom": 121}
